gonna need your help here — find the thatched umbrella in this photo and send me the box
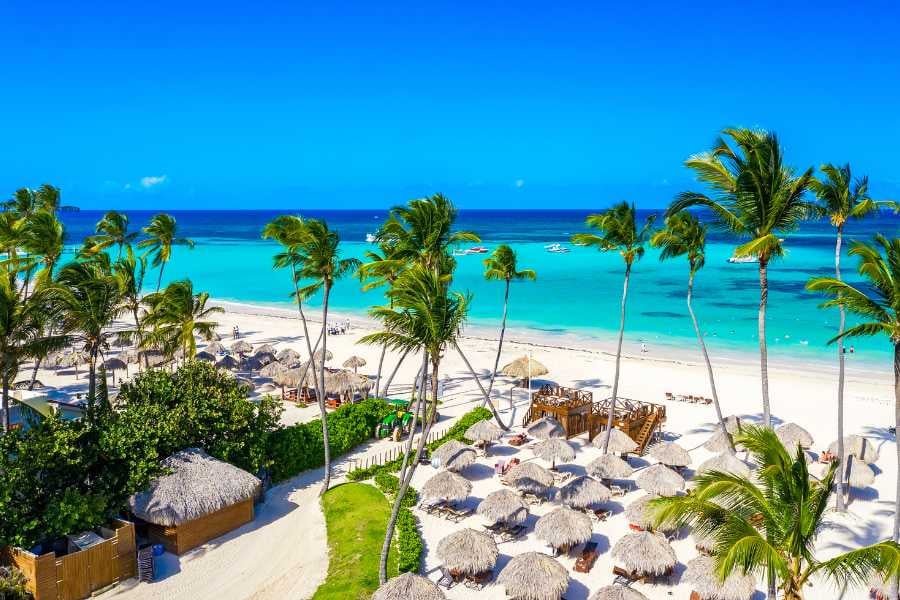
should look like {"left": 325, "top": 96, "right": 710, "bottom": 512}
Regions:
{"left": 231, "top": 340, "right": 252, "bottom": 354}
{"left": 587, "top": 454, "right": 634, "bottom": 481}
{"left": 206, "top": 341, "right": 226, "bottom": 355}
{"left": 843, "top": 455, "right": 876, "bottom": 489}
{"left": 103, "top": 357, "right": 128, "bottom": 384}
{"left": 254, "top": 343, "right": 276, "bottom": 356}
{"left": 625, "top": 494, "right": 660, "bottom": 529}
{"left": 140, "top": 350, "right": 169, "bottom": 368}
{"left": 828, "top": 435, "right": 879, "bottom": 464}
{"left": 776, "top": 422, "right": 814, "bottom": 450}
{"left": 526, "top": 417, "right": 564, "bottom": 440}
{"left": 342, "top": 355, "right": 367, "bottom": 373}
{"left": 611, "top": 531, "right": 677, "bottom": 576}
{"left": 636, "top": 464, "right": 685, "bottom": 496}
{"left": 592, "top": 428, "right": 638, "bottom": 454}
{"left": 589, "top": 585, "right": 650, "bottom": 600}
{"left": 697, "top": 453, "right": 751, "bottom": 478}
{"left": 557, "top": 476, "right": 611, "bottom": 508}
{"left": 255, "top": 352, "right": 276, "bottom": 366}
{"left": 128, "top": 448, "right": 260, "bottom": 527}
{"left": 432, "top": 440, "right": 476, "bottom": 472}
{"left": 372, "top": 573, "right": 446, "bottom": 600}
{"left": 216, "top": 355, "right": 240, "bottom": 370}
{"left": 57, "top": 349, "right": 89, "bottom": 377}
{"left": 507, "top": 461, "right": 554, "bottom": 494}
{"left": 436, "top": 528, "right": 498, "bottom": 576}
{"left": 244, "top": 356, "right": 265, "bottom": 372}
{"left": 703, "top": 430, "right": 735, "bottom": 453}
{"left": 498, "top": 552, "right": 568, "bottom": 600}
{"left": 195, "top": 350, "right": 216, "bottom": 362}
{"left": 260, "top": 361, "right": 288, "bottom": 378}
{"left": 501, "top": 355, "right": 549, "bottom": 379}
{"left": 647, "top": 441, "right": 691, "bottom": 467}
{"left": 685, "top": 555, "right": 756, "bottom": 600}
{"left": 694, "top": 532, "right": 716, "bottom": 555}
{"left": 421, "top": 471, "right": 471, "bottom": 503}
{"left": 276, "top": 348, "right": 302, "bottom": 366}
{"left": 533, "top": 437, "right": 575, "bottom": 468}
{"left": 477, "top": 489, "right": 528, "bottom": 525}
{"left": 535, "top": 507, "right": 592, "bottom": 550}
{"left": 313, "top": 348, "right": 333, "bottom": 362}
{"left": 466, "top": 419, "right": 503, "bottom": 443}
{"left": 722, "top": 415, "right": 742, "bottom": 434}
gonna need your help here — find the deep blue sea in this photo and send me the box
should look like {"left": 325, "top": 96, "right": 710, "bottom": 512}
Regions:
{"left": 57, "top": 209, "right": 900, "bottom": 366}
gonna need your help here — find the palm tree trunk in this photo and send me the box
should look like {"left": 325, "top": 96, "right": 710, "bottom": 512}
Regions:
{"left": 381, "top": 348, "right": 410, "bottom": 399}
{"left": 87, "top": 348, "right": 98, "bottom": 415}
{"left": 834, "top": 227, "right": 847, "bottom": 510}
{"left": 603, "top": 263, "right": 631, "bottom": 454}
{"left": 1, "top": 365, "right": 10, "bottom": 433}
{"left": 318, "top": 282, "right": 333, "bottom": 496}
{"left": 156, "top": 262, "right": 165, "bottom": 293}
{"left": 758, "top": 258, "right": 771, "bottom": 428}
{"left": 686, "top": 271, "right": 732, "bottom": 453}
{"left": 28, "top": 357, "right": 43, "bottom": 390}
{"left": 374, "top": 343, "right": 387, "bottom": 398}
{"left": 453, "top": 342, "right": 509, "bottom": 430}
{"left": 485, "top": 278, "right": 511, "bottom": 402}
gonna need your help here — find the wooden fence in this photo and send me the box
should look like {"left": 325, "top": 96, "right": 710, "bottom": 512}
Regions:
{"left": 347, "top": 424, "right": 452, "bottom": 473}
{"left": 2, "top": 519, "right": 136, "bottom": 600}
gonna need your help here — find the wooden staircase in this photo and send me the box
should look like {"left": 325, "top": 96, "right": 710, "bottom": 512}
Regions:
{"left": 634, "top": 410, "right": 660, "bottom": 455}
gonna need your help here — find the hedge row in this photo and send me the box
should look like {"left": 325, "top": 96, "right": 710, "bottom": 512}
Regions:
{"left": 373, "top": 473, "right": 423, "bottom": 573}
{"left": 267, "top": 398, "right": 393, "bottom": 482}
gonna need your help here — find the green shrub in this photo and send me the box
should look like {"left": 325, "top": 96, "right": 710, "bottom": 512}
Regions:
{"left": 374, "top": 472, "right": 399, "bottom": 495}
{"left": 0, "top": 566, "right": 30, "bottom": 600}
{"left": 396, "top": 508, "right": 422, "bottom": 573}
{"left": 267, "top": 398, "right": 392, "bottom": 482}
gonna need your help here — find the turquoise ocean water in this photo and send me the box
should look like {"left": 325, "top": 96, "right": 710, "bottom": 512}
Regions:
{"left": 58, "top": 209, "right": 900, "bottom": 367}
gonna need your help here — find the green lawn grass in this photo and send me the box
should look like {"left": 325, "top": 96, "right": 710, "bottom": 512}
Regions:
{"left": 313, "top": 482, "right": 398, "bottom": 600}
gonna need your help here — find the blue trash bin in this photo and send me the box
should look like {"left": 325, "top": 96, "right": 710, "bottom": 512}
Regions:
{"left": 152, "top": 543, "right": 165, "bottom": 557}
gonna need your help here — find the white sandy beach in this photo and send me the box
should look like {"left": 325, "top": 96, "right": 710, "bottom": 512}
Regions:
{"left": 30, "top": 299, "right": 895, "bottom": 600}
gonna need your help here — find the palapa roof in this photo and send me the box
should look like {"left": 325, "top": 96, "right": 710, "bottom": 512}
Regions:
{"left": 498, "top": 552, "right": 569, "bottom": 600}
{"left": 477, "top": 489, "right": 528, "bottom": 524}
{"left": 776, "top": 422, "right": 814, "bottom": 450}
{"left": 421, "top": 470, "right": 471, "bottom": 502}
{"left": 592, "top": 428, "right": 638, "bottom": 453}
{"left": 587, "top": 454, "right": 634, "bottom": 480}
{"left": 843, "top": 455, "right": 876, "bottom": 488}
{"left": 230, "top": 340, "right": 253, "bottom": 354}
{"left": 372, "top": 572, "right": 446, "bottom": 600}
{"left": 313, "top": 348, "right": 333, "bottom": 361}
{"left": 195, "top": 350, "right": 216, "bottom": 362}
{"left": 275, "top": 348, "right": 302, "bottom": 366}
{"left": 685, "top": 556, "right": 756, "bottom": 600}
{"left": 534, "top": 438, "right": 575, "bottom": 464}
{"left": 526, "top": 417, "right": 564, "bottom": 440}
{"left": 254, "top": 343, "right": 276, "bottom": 356}
{"left": 259, "top": 361, "right": 288, "bottom": 378}
{"left": 436, "top": 528, "right": 498, "bottom": 575}
{"left": 465, "top": 419, "right": 503, "bottom": 442}
{"left": 103, "top": 357, "right": 127, "bottom": 370}
{"left": 128, "top": 448, "right": 260, "bottom": 527}
{"left": 432, "top": 440, "right": 476, "bottom": 472}
{"left": 501, "top": 355, "right": 549, "bottom": 379}
{"left": 636, "top": 464, "right": 685, "bottom": 496}
{"left": 140, "top": 350, "right": 169, "bottom": 367}
{"left": 273, "top": 366, "right": 317, "bottom": 388}
{"left": 205, "top": 341, "right": 226, "bottom": 355}
{"left": 625, "top": 494, "right": 660, "bottom": 529}
{"left": 216, "top": 355, "right": 240, "bottom": 370}
{"left": 828, "top": 435, "right": 879, "bottom": 464}
{"left": 507, "top": 461, "right": 554, "bottom": 493}
{"left": 557, "top": 476, "right": 610, "bottom": 508}
{"left": 535, "top": 506, "right": 592, "bottom": 548}
{"left": 611, "top": 531, "right": 677, "bottom": 576}
{"left": 342, "top": 355, "right": 367, "bottom": 369}
{"left": 697, "top": 453, "right": 751, "bottom": 478}
{"left": 589, "top": 585, "right": 650, "bottom": 600}
{"left": 722, "top": 415, "right": 742, "bottom": 434}
{"left": 703, "top": 430, "right": 735, "bottom": 454}
{"left": 647, "top": 441, "right": 691, "bottom": 467}
{"left": 56, "top": 349, "right": 89, "bottom": 367}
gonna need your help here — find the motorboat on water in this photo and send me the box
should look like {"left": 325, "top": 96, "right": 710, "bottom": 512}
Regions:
{"left": 727, "top": 255, "right": 758, "bottom": 264}
{"left": 545, "top": 243, "right": 570, "bottom": 253}
{"left": 452, "top": 246, "right": 489, "bottom": 256}
{"left": 365, "top": 233, "right": 376, "bottom": 243}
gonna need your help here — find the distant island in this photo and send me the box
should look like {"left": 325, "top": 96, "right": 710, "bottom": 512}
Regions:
{"left": 60, "top": 205, "right": 80, "bottom": 212}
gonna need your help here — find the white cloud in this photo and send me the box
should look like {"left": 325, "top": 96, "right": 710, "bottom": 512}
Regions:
{"left": 515, "top": 179, "right": 525, "bottom": 188}
{"left": 140, "top": 175, "right": 168, "bottom": 188}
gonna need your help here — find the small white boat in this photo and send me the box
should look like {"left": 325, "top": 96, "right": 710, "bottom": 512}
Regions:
{"left": 546, "top": 243, "right": 570, "bottom": 254}
{"left": 727, "top": 255, "right": 757, "bottom": 264}
{"left": 365, "top": 233, "right": 376, "bottom": 243}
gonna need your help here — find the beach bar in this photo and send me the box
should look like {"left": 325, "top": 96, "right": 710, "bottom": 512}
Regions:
{"left": 590, "top": 397, "right": 666, "bottom": 454}
{"left": 525, "top": 385, "right": 594, "bottom": 439}
{"left": 1, "top": 519, "right": 136, "bottom": 600}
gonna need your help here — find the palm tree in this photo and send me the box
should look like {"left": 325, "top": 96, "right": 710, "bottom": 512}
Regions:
{"left": 83, "top": 210, "right": 138, "bottom": 259}
{"left": 483, "top": 244, "right": 536, "bottom": 398}
{"left": 142, "top": 280, "right": 222, "bottom": 359}
{"left": 137, "top": 213, "right": 194, "bottom": 292}
{"left": 651, "top": 212, "right": 731, "bottom": 452}
{"left": 292, "top": 219, "right": 360, "bottom": 495}
{"left": 48, "top": 259, "right": 124, "bottom": 412}
{"left": 807, "top": 235, "right": 900, "bottom": 546}
{"left": 651, "top": 425, "right": 900, "bottom": 600}
{"left": 810, "top": 164, "right": 897, "bottom": 510}
{"left": 3, "top": 184, "right": 60, "bottom": 217}
{"left": 0, "top": 212, "right": 25, "bottom": 288}
{"left": 668, "top": 128, "right": 816, "bottom": 427}
{"left": 19, "top": 210, "right": 65, "bottom": 293}
{"left": 572, "top": 202, "right": 655, "bottom": 453}
{"left": 361, "top": 264, "right": 471, "bottom": 583}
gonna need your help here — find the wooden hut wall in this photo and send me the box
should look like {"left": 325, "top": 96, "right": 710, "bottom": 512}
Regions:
{"left": 145, "top": 497, "right": 254, "bottom": 555}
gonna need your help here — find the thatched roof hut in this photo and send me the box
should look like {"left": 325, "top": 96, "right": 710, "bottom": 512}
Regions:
{"left": 828, "top": 435, "right": 879, "bottom": 464}
{"left": 273, "top": 367, "right": 316, "bottom": 388}
{"left": 230, "top": 340, "right": 252, "bottom": 354}
{"left": 259, "top": 361, "right": 288, "bottom": 378}
{"left": 647, "top": 441, "right": 691, "bottom": 467}
{"left": 776, "top": 422, "right": 814, "bottom": 450}
{"left": 625, "top": 494, "right": 660, "bottom": 529}
{"left": 534, "top": 438, "right": 575, "bottom": 466}
{"left": 685, "top": 555, "right": 756, "bottom": 600}
{"left": 526, "top": 417, "right": 564, "bottom": 440}
{"left": 372, "top": 573, "right": 446, "bottom": 600}
{"left": 587, "top": 454, "right": 634, "bottom": 480}
{"left": 325, "top": 369, "right": 369, "bottom": 395}
{"left": 254, "top": 343, "right": 276, "bottom": 356}
{"left": 703, "top": 430, "right": 735, "bottom": 453}
{"left": 501, "top": 355, "right": 549, "bottom": 379}
{"left": 275, "top": 348, "right": 301, "bottom": 366}
{"left": 498, "top": 552, "right": 568, "bottom": 600}
{"left": 216, "top": 355, "right": 240, "bottom": 370}
{"left": 535, "top": 507, "right": 592, "bottom": 549}
{"left": 557, "top": 476, "right": 610, "bottom": 508}
{"left": 507, "top": 461, "right": 554, "bottom": 494}
{"left": 844, "top": 455, "right": 876, "bottom": 488}
{"left": 206, "top": 341, "right": 226, "bottom": 355}
{"left": 636, "top": 464, "right": 685, "bottom": 496}
{"left": 466, "top": 419, "right": 503, "bottom": 442}
{"left": 432, "top": 440, "right": 476, "bottom": 472}
{"left": 195, "top": 350, "right": 216, "bottom": 363}
{"left": 477, "top": 489, "right": 528, "bottom": 525}
{"left": 592, "top": 428, "right": 638, "bottom": 453}
{"left": 436, "top": 528, "right": 498, "bottom": 576}
{"left": 611, "top": 531, "right": 677, "bottom": 576}
{"left": 589, "top": 585, "right": 650, "bottom": 600}
{"left": 421, "top": 471, "right": 471, "bottom": 502}
{"left": 697, "top": 453, "right": 751, "bottom": 478}
{"left": 313, "top": 348, "right": 333, "bottom": 362}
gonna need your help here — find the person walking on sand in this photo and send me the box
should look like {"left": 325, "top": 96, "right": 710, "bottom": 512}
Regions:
{"left": 641, "top": 342, "right": 648, "bottom": 354}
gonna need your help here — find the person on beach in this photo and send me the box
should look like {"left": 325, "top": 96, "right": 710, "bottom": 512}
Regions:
{"left": 641, "top": 342, "right": 648, "bottom": 353}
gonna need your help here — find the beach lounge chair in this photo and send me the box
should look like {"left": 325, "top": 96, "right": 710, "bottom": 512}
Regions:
{"left": 610, "top": 485, "right": 627, "bottom": 497}
{"left": 592, "top": 508, "right": 611, "bottom": 522}
{"left": 464, "top": 571, "right": 491, "bottom": 590}
{"left": 437, "top": 567, "right": 456, "bottom": 589}
{"left": 499, "top": 524, "right": 526, "bottom": 542}
{"left": 446, "top": 506, "right": 472, "bottom": 522}
{"left": 483, "top": 522, "right": 503, "bottom": 534}
{"left": 509, "top": 433, "right": 527, "bottom": 446}
{"left": 574, "top": 541, "right": 599, "bottom": 573}
{"left": 613, "top": 566, "right": 640, "bottom": 585}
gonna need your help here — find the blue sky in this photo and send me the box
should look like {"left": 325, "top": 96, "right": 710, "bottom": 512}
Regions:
{"left": 1, "top": 1, "right": 898, "bottom": 209}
